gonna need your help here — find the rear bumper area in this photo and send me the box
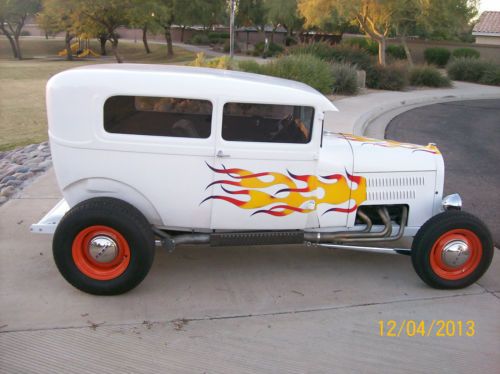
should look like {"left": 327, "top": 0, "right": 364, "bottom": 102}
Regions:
{"left": 30, "top": 199, "right": 69, "bottom": 234}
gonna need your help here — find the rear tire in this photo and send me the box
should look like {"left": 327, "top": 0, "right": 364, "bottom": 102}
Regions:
{"left": 411, "top": 211, "right": 493, "bottom": 289}
{"left": 53, "top": 197, "right": 155, "bottom": 295}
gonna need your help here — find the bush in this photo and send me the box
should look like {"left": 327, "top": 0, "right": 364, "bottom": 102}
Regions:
{"left": 452, "top": 48, "right": 480, "bottom": 59}
{"left": 480, "top": 66, "right": 500, "bottom": 86}
{"left": 189, "top": 52, "right": 234, "bottom": 70}
{"left": 289, "top": 41, "right": 335, "bottom": 60}
{"left": 254, "top": 54, "right": 334, "bottom": 94}
{"left": 331, "top": 63, "right": 359, "bottom": 95}
{"left": 409, "top": 65, "right": 451, "bottom": 87}
{"left": 386, "top": 45, "right": 406, "bottom": 60}
{"left": 447, "top": 58, "right": 500, "bottom": 86}
{"left": 208, "top": 32, "right": 229, "bottom": 44}
{"left": 342, "top": 38, "right": 378, "bottom": 55}
{"left": 20, "top": 30, "right": 31, "bottom": 36}
{"left": 238, "top": 60, "right": 263, "bottom": 74}
{"left": 366, "top": 63, "right": 409, "bottom": 91}
{"left": 189, "top": 33, "right": 210, "bottom": 45}
{"left": 223, "top": 39, "right": 241, "bottom": 53}
{"left": 424, "top": 47, "right": 451, "bottom": 67}
{"left": 252, "top": 41, "right": 284, "bottom": 57}
{"left": 329, "top": 45, "right": 373, "bottom": 71}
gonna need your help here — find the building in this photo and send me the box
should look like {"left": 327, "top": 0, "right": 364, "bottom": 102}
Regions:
{"left": 473, "top": 11, "right": 500, "bottom": 45}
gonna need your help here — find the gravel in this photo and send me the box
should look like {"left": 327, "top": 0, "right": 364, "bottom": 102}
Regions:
{"left": 0, "top": 141, "right": 52, "bottom": 205}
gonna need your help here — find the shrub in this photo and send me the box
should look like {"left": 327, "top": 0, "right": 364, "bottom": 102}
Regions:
{"left": 223, "top": 39, "right": 241, "bottom": 53}
{"left": 189, "top": 33, "right": 210, "bottom": 45}
{"left": 238, "top": 60, "right": 263, "bottom": 74}
{"left": 452, "top": 48, "right": 480, "bottom": 59}
{"left": 189, "top": 52, "right": 234, "bottom": 70}
{"left": 342, "top": 37, "right": 378, "bottom": 55}
{"left": 331, "top": 63, "right": 359, "bottom": 95}
{"left": 366, "top": 63, "right": 409, "bottom": 91}
{"left": 289, "top": 41, "right": 334, "bottom": 60}
{"left": 20, "top": 30, "right": 31, "bottom": 36}
{"left": 424, "top": 47, "right": 451, "bottom": 67}
{"left": 386, "top": 44, "right": 406, "bottom": 60}
{"left": 447, "top": 57, "right": 500, "bottom": 86}
{"left": 252, "top": 41, "right": 284, "bottom": 57}
{"left": 208, "top": 32, "right": 229, "bottom": 44}
{"left": 259, "top": 54, "right": 334, "bottom": 94}
{"left": 329, "top": 45, "right": 373, "bottom": 71}
{"left": 409, "top": 65, "right": 451, "bottom": 87}
{"left": 479, "top": 66, "right": 500, "bottom": 86}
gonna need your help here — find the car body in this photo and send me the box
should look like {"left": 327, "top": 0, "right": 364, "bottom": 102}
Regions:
{"left": 32, "top": 64, "right": 494, "bottom": 294}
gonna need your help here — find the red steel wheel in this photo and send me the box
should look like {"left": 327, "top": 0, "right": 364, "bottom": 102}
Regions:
{"left": 429, "top": 229, "right": 482, "bottom": 281}
{"left": 411, "top": 211, "right": 494, "bottom": 289}
{"left": 72, "top": 225, "right": 131, "bottom": 281}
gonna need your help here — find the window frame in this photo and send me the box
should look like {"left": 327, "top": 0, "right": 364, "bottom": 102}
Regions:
{"left": 102, "top": 94, "right": 215, "bottom": 140}
{"left": 220, "top": 101, "right": 316, "bottom": 145}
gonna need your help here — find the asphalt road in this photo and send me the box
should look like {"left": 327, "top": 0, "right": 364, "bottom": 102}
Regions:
{"left": 386, "top": 99, "right": 500, "bottom": 246}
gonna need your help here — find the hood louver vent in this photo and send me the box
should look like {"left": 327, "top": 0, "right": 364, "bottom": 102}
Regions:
{"left": 366, "top": 176, "right": 425, "bottom": 202}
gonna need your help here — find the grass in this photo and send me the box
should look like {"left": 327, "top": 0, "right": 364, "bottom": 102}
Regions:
{"left": 0, "top": 37, "right": 196, "bottom": 151}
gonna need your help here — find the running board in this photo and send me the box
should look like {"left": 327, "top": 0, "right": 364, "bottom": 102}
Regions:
{"left": 211, "top": 231, "right": 304, "bottom": 247}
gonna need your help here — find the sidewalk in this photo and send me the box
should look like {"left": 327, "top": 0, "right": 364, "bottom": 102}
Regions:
{"left": 330, "top": 81, "right": 500, "bottom": 138}
{"left": 1, "top": 81, "right": 499, "bottom": 373}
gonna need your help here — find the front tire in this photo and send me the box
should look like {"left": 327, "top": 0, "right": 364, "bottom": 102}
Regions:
{"left": 411, "top": 211, "right": 493, "bottom": 289}
{"left": 53, "top": 197, "right": 155, "bottom": 295}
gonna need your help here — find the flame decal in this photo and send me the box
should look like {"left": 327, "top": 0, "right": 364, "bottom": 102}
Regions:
{"left": 202, "top": 163, "right": 366, "bottom": 217}
{"left": 342, "top": 134, "right": 440, "bottom": 154}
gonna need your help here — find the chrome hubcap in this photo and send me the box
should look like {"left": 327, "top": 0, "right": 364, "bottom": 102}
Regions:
{"left": 441, "top": 240, "right": 470, "bottom": 268}
{"left": 88, "top": 236, "right": 118, "bottom": 263}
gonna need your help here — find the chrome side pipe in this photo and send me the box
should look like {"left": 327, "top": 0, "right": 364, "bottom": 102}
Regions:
{"left": 316, "top": 243, "right": 410, "bottom": 255}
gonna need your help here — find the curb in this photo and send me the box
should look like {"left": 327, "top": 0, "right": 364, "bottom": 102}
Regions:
{"left": 355, "top": 85, "right": 500, "bottom": 137}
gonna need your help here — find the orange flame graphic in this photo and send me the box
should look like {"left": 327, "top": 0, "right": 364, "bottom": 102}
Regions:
{"left": 343, "top": 134, "right": 440, "bottom": 154}
{"left": 202, "top": 163, "right": 367, "bottom": 217}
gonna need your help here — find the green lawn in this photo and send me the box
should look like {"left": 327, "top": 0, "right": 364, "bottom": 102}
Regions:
{"left": 0, "top": 37, "right": 196, "bottom": 151}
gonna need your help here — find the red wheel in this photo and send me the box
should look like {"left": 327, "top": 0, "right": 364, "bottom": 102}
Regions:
{"left": 412, "top": 211, "right": 494, "bottom": 289}
{"left": 72, "top": 225, "right": 131, "bottom": 281}
{"left": 53, "top": 197, "right": 155, "bottom": 295}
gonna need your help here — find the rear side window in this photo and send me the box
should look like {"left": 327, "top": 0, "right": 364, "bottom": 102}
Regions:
{"left": 222, "top": 102, "right": 314, "bottom": 144}
{"left": 104, "top": 96, "right": 212, "bottom": 138}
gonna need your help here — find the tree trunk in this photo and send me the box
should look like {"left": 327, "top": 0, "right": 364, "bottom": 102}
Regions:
{"left": 111, "top": 38, "right": 123, "bottom": 63}
{"left": 142, "top": 25, "right": 151, "bottom": 53}
{"left": 13, "top": 35, "right": 22, "bottom": 60}
{"left": 400, "top": 36, "right": 414, "bottom": 67}
{"left": 180, "top": 26, "right": 185, "bottom": 43}
{"left": 164, "top": 26, "right": 174, "bottom": 59}
{"left": 65, "top": 31, "right": 73, "bottom": 61}
{"left": 377, "top": 38, "right": 386, "bottom": 66}
{"left": 99, "top": 35, "right": 107, "bottom": 55}
{"left": 1, "top": 28, "right": 19, "bottom": 59}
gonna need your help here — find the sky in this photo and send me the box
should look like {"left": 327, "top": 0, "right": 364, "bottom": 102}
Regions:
{"left": 479, "top": 0, "right": 500, "bottom": 12}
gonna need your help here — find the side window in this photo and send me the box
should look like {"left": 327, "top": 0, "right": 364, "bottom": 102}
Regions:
{"left": 222, "top": 103, "right": 314, "bottom": 144}
{"left": 104, "top": 96, "right": 212, "bottom": 138}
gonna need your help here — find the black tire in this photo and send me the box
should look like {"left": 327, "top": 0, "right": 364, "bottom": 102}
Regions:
{"left": 53, "top": 197, "right": 155, "bottom": 295}
{"left": 411, "top": 210, "right": 493, "bottom": 289}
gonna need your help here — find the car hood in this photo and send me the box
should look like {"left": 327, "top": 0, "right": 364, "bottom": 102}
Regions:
{"left": 339, "top": 134, "right": 442, "bottom": 173}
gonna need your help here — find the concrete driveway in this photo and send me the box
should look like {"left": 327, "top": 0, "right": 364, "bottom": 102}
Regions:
{"left": 1, "top": 168, "right": 499, "bottom": 373}
{"left": 386, "top": 99, "right": 500, "bottom": 246}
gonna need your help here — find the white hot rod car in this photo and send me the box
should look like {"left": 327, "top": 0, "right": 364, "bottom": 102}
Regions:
{"left": 32, "top": 64, "right": 494, "bottom": 295}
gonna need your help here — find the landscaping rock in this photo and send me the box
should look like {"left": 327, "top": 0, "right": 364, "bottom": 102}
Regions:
{"left": 0, "top": 141, "right": 52, "bottom": 206}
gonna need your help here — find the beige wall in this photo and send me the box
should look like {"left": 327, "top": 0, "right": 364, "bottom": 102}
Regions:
{"left": 475, "top": 35, "right": 500, "bottom": 46}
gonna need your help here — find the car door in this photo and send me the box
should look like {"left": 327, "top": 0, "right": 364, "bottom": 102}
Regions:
{"left": 206, "top": 101, "right": 322, "bottom": 230}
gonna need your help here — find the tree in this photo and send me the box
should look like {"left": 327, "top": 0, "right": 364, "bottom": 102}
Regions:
{"left": 38, "top": 0, "right": 83, "bottom": 61}
{"left": 78, "top": 0, "right": 132, "bottom": 63}
{"left": 264, "top": 0, "right": 303, "bottom": 42}
{"left": 299, "top": 0, "right": 400, "bottom": 65}
{"left": 128, "top": 0, "right": 158, "bottom": 53}
{"left": 151, "top": 0, "right": 176, "bottom": 59}
{"left": 418, "top": 0, "right": 478, "bottom": 41}
{"left": 0, "top": 0, "right": 41, "bottom": 60}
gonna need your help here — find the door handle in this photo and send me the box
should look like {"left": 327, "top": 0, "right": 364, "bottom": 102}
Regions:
{"left": 216, "top": 150, "right": 231, "bottom": 158}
